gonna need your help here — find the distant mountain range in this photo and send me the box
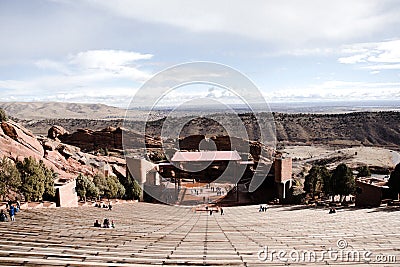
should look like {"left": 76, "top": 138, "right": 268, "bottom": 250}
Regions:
{"left": 0, "top": 102, "right": 128, "bottom": 120}
{"left": 1, "top": 100, "right": 400, "bottom": 120}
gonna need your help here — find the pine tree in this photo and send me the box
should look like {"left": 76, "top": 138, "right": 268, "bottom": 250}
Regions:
{"left": 93, "top": 172, "right": 108, "bottom": 198}
{"left": 76, "top": 174, "right": 87, "bottom": 200}
{"left": 16, "top": 157, "right": 45, "bottom": 201}
{"left": 131, "top": 179, "right": 142, "bottom": 200}
{"left": 120, "top": 173, "right": 142, "bottom": 200}
{"left": 39, "top": 160, "right": 56, "bottom": 201}
{"left": 304, "top": 165, "right": 330, "bottom": 198}
{"left": 0, "top": 108, "right": 7, "bottom": 122}
{"left": 388, "top": 163, "right": 400, "bottom": 200}
{"left": 331, "top": 163, "right": 355, "bottom": 203}
{"left": 76, "top": 174, "right": 99, "bottom": 201}
{"left": 104, "top": 176, "right": 119, "bottom": 199}
{"left": 0, "top": 156, "right": 21, "bottom": 198}
{"left": 86, "top": 179, "right": 99, "bottom": 199}
{"left": 356, "top": 165, "right": 371, "bottom": 177}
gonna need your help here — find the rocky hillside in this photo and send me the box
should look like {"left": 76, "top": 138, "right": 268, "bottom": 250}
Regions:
{"left": 0, "top": 120, "right": 125, "bottom": 179}
{"left": 273, "top": 112, "right": 400, "bottom": 147}
{"left": 143, "top": 112, "right": 400, "bottom": 148}
{"left": 16, "top": 111, "right": 400, "bottom": 149}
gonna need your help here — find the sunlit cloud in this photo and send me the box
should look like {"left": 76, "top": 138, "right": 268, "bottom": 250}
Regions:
{"left": 0, "top": 49, "right": 153, "bottom": 104}
{"left": 338, "top": 39, "right": 400, "bottom": 70}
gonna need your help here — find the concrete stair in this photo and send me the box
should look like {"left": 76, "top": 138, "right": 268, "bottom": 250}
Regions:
{"left": 0, "top": 203, "right": 399, "bottom": 266}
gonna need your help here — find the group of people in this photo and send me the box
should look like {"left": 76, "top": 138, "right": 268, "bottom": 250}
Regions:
{"left": 207, "top": 185, "right": 224, "bottom": 196}
{"left": 191, "top": 189, "right": 202, "bottom": 195}
{"left": 205, "top": 206, "right": 224, "bottom": 215}
{"left": 1, "top": 200, "right": 21, "bottom": 222}
{"left": 94, "top": 202, "right": 112, "bottom": 211}
{"left": 94, "top": 218, "right": 115, "bottom": 228}
{"left": 259, "top": 205, "right": 268, "bottom": 212}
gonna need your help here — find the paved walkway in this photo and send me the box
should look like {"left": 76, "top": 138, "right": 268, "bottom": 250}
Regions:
{"left": 0, "top": 203, "right": 399, "bottom": 266}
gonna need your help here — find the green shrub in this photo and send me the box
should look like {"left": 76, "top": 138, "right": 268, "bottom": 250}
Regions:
{"left": 0, "top": 108, "right": 7, "bottom": 122}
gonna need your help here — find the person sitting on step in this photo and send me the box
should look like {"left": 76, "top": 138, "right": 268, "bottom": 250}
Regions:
{"left": 103, "top": 218, "right": 110, "bottom": 228}
{"left": 94, "top": 219, "right": 101, "bottom": 227}
{"left": 0, "top": 210, "right": 8, "bottom": 222}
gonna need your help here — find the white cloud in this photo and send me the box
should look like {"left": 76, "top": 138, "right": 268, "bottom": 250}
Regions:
{"left": 79, "top": 0, "right": 400, "bottom": 48}
{"left": 0, "top": 50, "right": 153, "bottom": 104}
{"left": 69, "top": 50, "right": 152, "bottom": 70}
{"left": 37, "top": 50, "right": 154, "bottom": 81}
{"left": 338, "top": 39, "right": 400, "bottom": 70}
{"left": 265, "top": 80, "right": 400, "bottom": 101}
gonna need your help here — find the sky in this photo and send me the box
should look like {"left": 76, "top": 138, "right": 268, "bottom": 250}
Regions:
{"left": 1, "top": 0, "right": 400, "bottom": 108}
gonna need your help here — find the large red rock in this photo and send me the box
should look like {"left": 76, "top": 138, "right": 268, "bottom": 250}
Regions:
{"left": 0, "top": 122, "right": 72, "bottom": 178}
{"left": 0, "top": 120, "right": 127, "bottom": 182}
{"left": 48, "top": 125, "right": 69, "bottom": 140}
{"left": 1, "top": 121, "right": 44, "bottom": 155}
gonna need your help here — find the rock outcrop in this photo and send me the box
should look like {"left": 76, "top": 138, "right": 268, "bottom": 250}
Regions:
{"left": 58, "top": 126, "right": 151, "bottom": 152}
{"left": 0, "top": 120, "right": 44, "bottom": 159}
{"left": 0, "top": 120, "right": 126, "bottom": 180}
{"left": 48, "top": 125, "right": 69, "bottom": 140}
{"left": 59, "top": 127, "right": 123, "bottom": 151}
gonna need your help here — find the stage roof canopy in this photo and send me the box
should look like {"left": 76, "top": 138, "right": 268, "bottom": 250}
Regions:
{"left": 171, "top": 151, "right": 241, "bottom": 162}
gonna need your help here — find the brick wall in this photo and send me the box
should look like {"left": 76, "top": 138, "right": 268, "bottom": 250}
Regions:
{"left": 274, "top": 157, "right": 292, "bottom": 183}
{"left": 355, "top": 180, "right": 382, "bottom": 207}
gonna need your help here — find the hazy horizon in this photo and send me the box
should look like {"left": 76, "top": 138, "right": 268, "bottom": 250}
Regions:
{"left": 2, "top": 99, "right": 399, "bottom": 116}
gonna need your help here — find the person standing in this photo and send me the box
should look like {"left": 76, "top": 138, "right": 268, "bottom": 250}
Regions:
{"left": 8, "top": 205, "right": 15, "bottom": 221}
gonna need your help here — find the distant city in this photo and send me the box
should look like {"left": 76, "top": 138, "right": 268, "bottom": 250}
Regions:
{"left": 132, "top": 100, "right": 400, "bottom": 114}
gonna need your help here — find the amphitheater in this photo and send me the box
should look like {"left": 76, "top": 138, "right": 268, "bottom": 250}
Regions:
{"left": 0, "top": 203, "right": 399, "bottom": 266}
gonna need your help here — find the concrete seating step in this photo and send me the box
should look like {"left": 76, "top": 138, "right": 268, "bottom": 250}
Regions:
{"left": 0, "top": 203, "right": 398, "bottom": 266}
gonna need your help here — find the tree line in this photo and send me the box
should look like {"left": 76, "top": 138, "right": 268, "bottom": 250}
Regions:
{"left": 304, "top": 163, "right": 400, "bottom": 201}
{"left": 75, "top": 171, "right": 141, "bottom": 201}
{"left": 1, "top": 154, "right": 142, "bottom": 203}
{"left": 303, "top": 163, "right": 355, "bottom": 202}
{"left": 0, "top": 156, "right": 56, "bottom": 202}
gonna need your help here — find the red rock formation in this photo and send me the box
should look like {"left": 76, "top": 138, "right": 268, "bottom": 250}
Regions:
{"left": 59, "top": 127, "right": 122, "bottom": 151}
{"left": 0, "top": 120, "right": 126, "bottom": 180}
{"left": 178, "top": 135, "right": 274, "bottom": 162}
{"left": 59, "top": 126, "right": 147, "bottom": 152}
{"left": 1, "top": 120, "right": 44, "bottom": 155}
{"left": 48, "top": 125, "right": 69, "bottom": 140}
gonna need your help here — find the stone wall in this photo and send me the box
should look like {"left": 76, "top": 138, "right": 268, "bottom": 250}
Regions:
{"left": 55, "top": 180, "right": 79, "bottom": 207}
